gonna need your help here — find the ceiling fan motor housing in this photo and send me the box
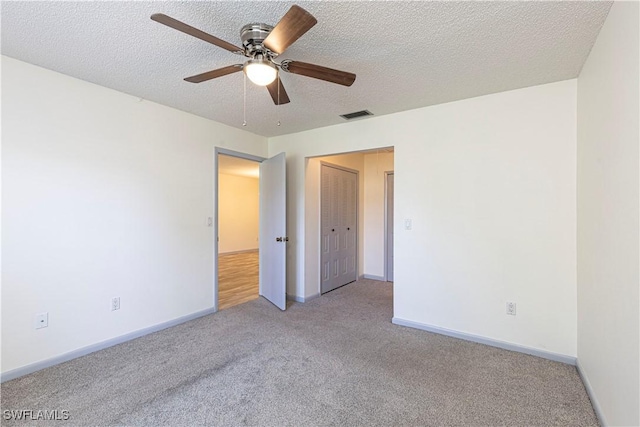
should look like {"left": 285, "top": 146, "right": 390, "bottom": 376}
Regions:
{"left": 241, "top": 23, "right": 275, "bottom": 56}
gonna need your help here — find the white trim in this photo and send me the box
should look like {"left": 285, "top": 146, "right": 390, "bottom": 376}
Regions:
{"left": 391, "top": 317, "right": 576, "bottom": 365}
{"left": 286, "top": 293, "right": 320, "bottom": 303}
{"left": 359, "top": 274, "right": 386, "bottom": 281}
{"left": 286, "top": 295, "right": 305, "bottom": 303}
{"left": 576, "top": 359, "right": 607, "bottom": 426}
{"left": 215, "top": 147, "right": 266, "bottom": 163}
{"left": 1, "top": 307, "right": 216, "bottom": 383}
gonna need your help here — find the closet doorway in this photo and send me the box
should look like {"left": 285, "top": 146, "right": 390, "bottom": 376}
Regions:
{"left": 304, "top": 148, "right": 394, "bottom": 301}
{"left": 321, "top": 163, "right": 358, "bottom": 294}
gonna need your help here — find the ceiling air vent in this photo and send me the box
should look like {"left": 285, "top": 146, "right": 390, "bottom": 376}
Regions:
{"left": 340, "top": 110, "right": 374, "bottom": 120}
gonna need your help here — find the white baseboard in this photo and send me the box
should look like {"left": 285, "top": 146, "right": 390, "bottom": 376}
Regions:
{"left": 359, "top": 274, "right": 386, "bottom": 281}
{"left": 1, "top": 307, "right": 217, "bottom": 383}
{"left": 286, "top": 293, "right": 320, "bottom": 303}
{"left": 576, "top": 359, "right": 607, "bottom": 426}
{"left": 392, "top": 317, "right": 576, "bottom": 365}
{"left": 286, "top": 295, "right": 304, "bottom": 302}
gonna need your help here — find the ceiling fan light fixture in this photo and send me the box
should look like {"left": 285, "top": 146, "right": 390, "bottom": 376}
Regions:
{"left": 244, "top": 58, "right": 277, "bottom": 86}
{"left": 152, "top": 5, "right": 355, "bottom": 106}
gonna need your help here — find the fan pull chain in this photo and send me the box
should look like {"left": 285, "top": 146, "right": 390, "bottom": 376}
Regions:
{"left": 277, "top": 72, "right": 281, "bottom": 127}
{"left": 242, "top": 72, "right": 247, "bottom": 127}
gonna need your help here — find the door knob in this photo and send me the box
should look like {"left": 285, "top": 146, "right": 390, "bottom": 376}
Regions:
{"left": 332, "top": 229, "right": 335, "bottom": 232}
{"left": 276, "top": 237, "right": 283, "bottom": 242}
{"left": 276, "top": 237, "right": 289, "bottom": 242}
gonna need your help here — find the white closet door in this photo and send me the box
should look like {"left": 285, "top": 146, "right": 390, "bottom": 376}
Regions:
{"left": 320, "top": 165, "right": 333, "bottom": 292}
{"left": 342, "top": 169, "right": 357, "bottom": 284}
{"left": 321, "top": 164, "right": 357, "bottom": 294}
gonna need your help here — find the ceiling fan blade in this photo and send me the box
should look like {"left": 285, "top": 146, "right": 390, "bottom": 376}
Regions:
{"left": 184, "top": 65, "right": 243, "bottom": 83}
{"left": 151, "top": 13, "right": 243, "bottom": 54}
{"left": 263, "top": 5, "right": 317, "bottom": 55}
{"left": 281, "top": 60, "right": 356, "bottom": 87}
{"left": 266, "top": 77, "right": 291, "bottom": 105}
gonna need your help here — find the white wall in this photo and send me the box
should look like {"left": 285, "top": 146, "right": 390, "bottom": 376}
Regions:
{"left": 218, "top": 173, "right": 259, "bottom": 254}
{"left": 1, "top": 56, "right": 267, "bottom": 374}
{"left": 363, "top": 152, "right": 394, "bottom": 279}
{"left": 269, "top": 79, "right": 577, "bottom": 357}
{"left": 576, "top": 2, "right": 640, "bottom": 425}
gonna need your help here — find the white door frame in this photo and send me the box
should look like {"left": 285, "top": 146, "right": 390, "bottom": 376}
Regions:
{"left": 213, "top": 147, "right": 266, "bottom": 312}
{"left": 318, "top": 160, "right": 359, "bottom": 295}
{"left": 384, "top": 171, "right": 394, "bottom": 282}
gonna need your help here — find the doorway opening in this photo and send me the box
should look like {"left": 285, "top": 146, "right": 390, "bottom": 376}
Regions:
{"left": 217, "top": 153, "right": 261, "bottom": 310}
{"left": 305, "top": 148, "right": 394, "bottom": 298}
{"left": 214, "top": 149, "right": 287, "bottom": 312}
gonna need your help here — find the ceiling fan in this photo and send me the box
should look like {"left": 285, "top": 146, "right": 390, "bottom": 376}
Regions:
{"left": 151, "top": 5, "right": 356, "bottom": 105}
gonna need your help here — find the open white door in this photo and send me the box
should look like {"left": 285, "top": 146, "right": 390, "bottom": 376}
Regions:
{"left": 259, "top": 152, "right": 287, "bottom": 310}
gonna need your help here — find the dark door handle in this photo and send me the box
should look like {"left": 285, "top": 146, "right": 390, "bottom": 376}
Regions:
{"left": 347, "top": 227, "right": 350, "bottom": 230}
{"left": 332, "top": 229, "right": 335, "bottom": 232}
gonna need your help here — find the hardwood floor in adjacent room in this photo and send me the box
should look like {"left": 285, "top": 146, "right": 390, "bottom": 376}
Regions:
{"left": 218, "top": 250, "right": 259, "bottom": 310}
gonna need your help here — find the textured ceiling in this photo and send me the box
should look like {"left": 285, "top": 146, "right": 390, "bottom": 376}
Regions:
{"left": 1, "top": 1, "right": 611, "bottom": 137}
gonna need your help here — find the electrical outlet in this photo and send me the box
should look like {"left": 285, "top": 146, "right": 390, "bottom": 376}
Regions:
{"left": 34, "top": 312, "right": 48, "bottom": 329}
{"left": 506, "top": 302, "right": 516, "bottom": 316}
{"left": 111, "top": 297, "right": 121, "bottom": 311}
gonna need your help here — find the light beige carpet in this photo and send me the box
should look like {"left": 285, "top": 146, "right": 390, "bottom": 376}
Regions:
{"left": 1, "top": 280, "right": 597, "bottom": 426}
